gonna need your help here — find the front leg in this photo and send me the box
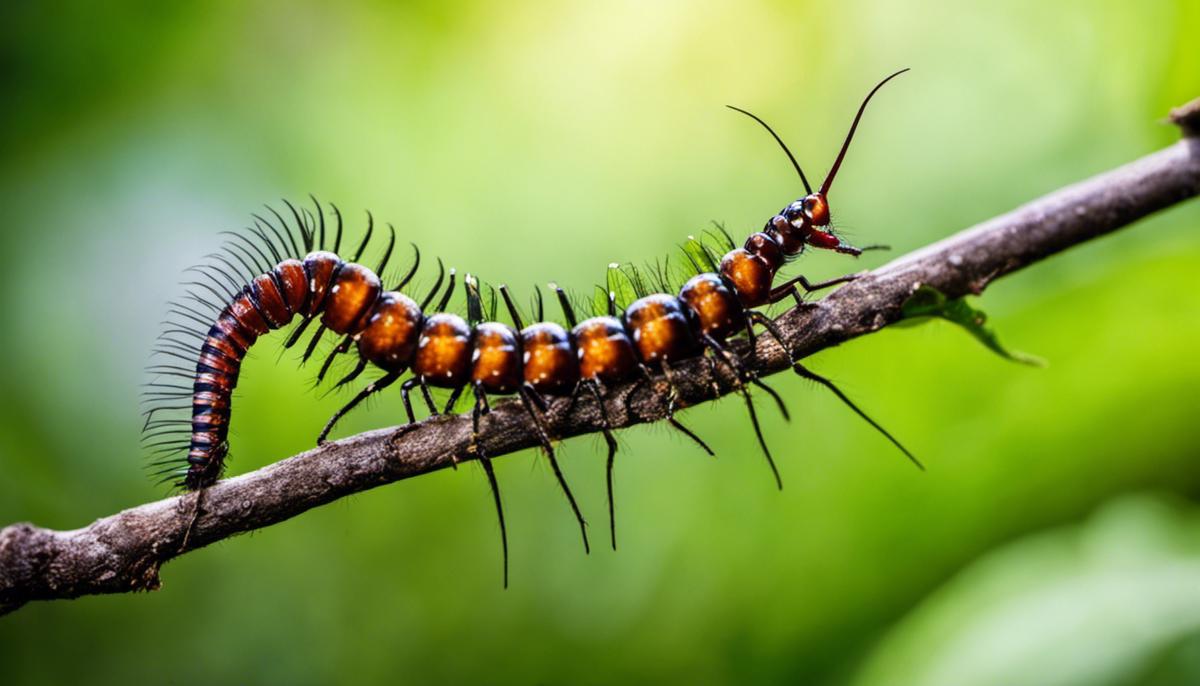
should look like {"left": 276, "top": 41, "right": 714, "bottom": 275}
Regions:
{"left": 767, "top": 272, "right": 863, "bottom": 305}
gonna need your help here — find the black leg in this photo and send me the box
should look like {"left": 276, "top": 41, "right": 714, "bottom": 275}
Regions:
{"left": 328, "top": 357, "right": 368, "bottom": 394}
{"left": 740, "top": 305, "right": 762, "bottom": 368}
{"left": 302, "top": 324, "right": 328, "bottom": 363}
{"left": 767, "top": 272, "right": 861, "bottom": 304}
{"left": 443, "top": 384, "right": 466, "bottom": 414}
{"left": 316, "top": 335, "right": 355, "bottom": 385}
{"left": 519, "top": 385, "right": 590, "bottom": 554}
{"left": 662, "top": 361, "right": 716, "bottom": 457}
{"left": 635, "top": 363, "right": 715, "bottom": 457}
{"left": 700, "top": 336, "right": 780, "bottom": 485}
{"left": 701, "top": 345, "right": 724, "bottom": 399}
{"left": 418, "top": 377, "right": 438, "bottom": 415}
{"left": 471, "top": 383, "right": 508, "bottom": 588}
{"left": 750, "top": 378, "right": 790, "bottom": 421}
{"left": 400, "top": 378, "right": 420, "bottom": 424}
{"left": 792, "top": 362, "right": 924, "bottom": 470}
{"left": 317, "top": 372, "right": 401, "bottom": 444}
{"left": 748, "top": 311, "right": 792, "bottom": 359}
{"left": 742, "top": 386, "right": 782, "bottom": 490}
{"left": 582, "top": 380, "right": 620, "bottom": 550}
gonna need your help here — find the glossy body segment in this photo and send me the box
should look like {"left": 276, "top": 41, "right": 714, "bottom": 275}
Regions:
{"left": 624, "top": 294, "right": 699, "bottom": 366}
{"left": 356, "top": 291, "right": 423, "bottom": 371}
{"left": 322, "top": 262, "right": 383, "bottom": 334}
{"left": 521, "top": 322, "right": 578, "bottom": 394}
{"left": 718, "top": 248, "right": 772, "bottom": 308}
{"left": 274, "top": 259, "right": 309, "bottom": 313}
{"left": 250, "top": 273, "right": 292, "bottom": 328}
{"left": 300, "top": 251, "right": 341, "bottom": 316}
{"left": 743, "top": 232, "right": 783, "bottom": 272}
{"left": 413, "top": 313, "right": 472, "bottom": 387}
{"left": 471, "top": 322, "right": 522, "bottom": 394}
{"left": 677, "top": 273, "right": 746, "bottom": 340}
{"left": 572, "top": 316, "right": 637, "bottom": 384}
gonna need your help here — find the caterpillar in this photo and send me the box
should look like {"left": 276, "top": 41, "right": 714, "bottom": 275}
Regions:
{"left": 143, "top": 69, "right": 918, "bottom": 585}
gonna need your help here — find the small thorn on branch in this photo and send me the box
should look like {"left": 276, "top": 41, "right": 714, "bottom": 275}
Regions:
{"left": 1170, "top": 97, "right": 1200, "bottom": 137}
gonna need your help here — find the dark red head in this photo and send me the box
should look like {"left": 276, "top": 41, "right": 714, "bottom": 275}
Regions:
{"left": 729, "top": 69, "right": 908, "bottom": 256}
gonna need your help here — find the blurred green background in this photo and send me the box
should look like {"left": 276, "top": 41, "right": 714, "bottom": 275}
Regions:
{"left": 1, "top": 1, "right": 1198, "bottom": 683}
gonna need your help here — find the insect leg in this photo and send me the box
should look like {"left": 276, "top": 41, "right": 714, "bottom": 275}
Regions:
{"left": 315, "top": 335, "right": 355, "bottom": 386}
{"left": 400, "top": 377, "right": 421, "bottom": 424}
{"left": 644, "top": 363, "right": 715, "bottom": 457}
{"left": 766, "top": 272, "right": 861, "bottom": 305}
{"left": 471, "top": 382, "right": 508, "bottom": 588}
{"left": 317, "top": 372, "right": 401, "bottom": 444}
{"left": 747, "top": 311, "right": 792, "bottom": 359}
{"left": 418, "top": 377, "right": 438, "bottom": 415}
{"left": 442, "top": 384, "right": 466, "bottom": 414}
{"left": 581, "top": 379, "right": 620, "bottom": 550}
{"left": 520, "top": 383, "right": 589, "bottom": 554}
{"left": 792, "top": 362, "right": 923, "bottom": 470}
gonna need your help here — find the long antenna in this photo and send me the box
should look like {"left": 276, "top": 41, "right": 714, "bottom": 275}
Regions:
{"left": 820, "top": 68, "right": 909, "bottom": 197}
{"left": 726, "top": 105, "right": 813, "bottom": 195}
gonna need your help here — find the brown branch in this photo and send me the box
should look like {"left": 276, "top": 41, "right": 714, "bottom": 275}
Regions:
{"left": 3, "top": 100, "right": 1199, "bottom": 617}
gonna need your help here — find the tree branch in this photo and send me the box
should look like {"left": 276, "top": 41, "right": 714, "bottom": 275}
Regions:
{"left": 3, "top": 100, "right": 1198, "bottom": 616}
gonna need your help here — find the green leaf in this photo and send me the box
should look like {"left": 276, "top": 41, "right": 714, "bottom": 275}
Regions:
{"left": 592, "top": 284, "right": 612, "bottom": 318}
{"left": 606, "top": 263, "right": 640, "bottom": 311}
{"left": 681, "top": 234, "right": 719, "bottom": 275}
{"left": 901, "top": 285, "right": 1045, "bottom": 366}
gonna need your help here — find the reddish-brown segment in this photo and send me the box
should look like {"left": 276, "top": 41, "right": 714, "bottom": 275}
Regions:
{"left": 250, "top": 273, "right": 291, "bottom": 328}
{"left": 744, "top": 232, "right": 784, "bottom": 272}
{"left": 678, "top": 273, "right": 746, "bottom": 340}
{"left": 212, "top": 313, "right": 257, "bottom": 351}
{"left": 767, "top": 215, "right": 805, "bottom": 254}
{"left": 275, "top": 259, "right": 309, "bottom": 313}
{"left": 356, "top": 291, "right": 423, "bottom": 371}
{"left": 300, "top": 251, "right": 341, "bottom": 316}
{"left": 413, "top": 313, "right": 472, "bottom": 387}
{"left": 718, "top": 249, "right": 773, "bottom": 307}
{"left": 228, "top": 294, "right": 271, "bottom": 337}
{"left": 322, "top": 263, "right": 383, "bottom": 334}
{"left": 521, "top": 322, "right": 578, "bottom": 394}
{"left": 572, "top": 316, "right": 637, "bottom": 383}
{"left": 471, "top": 322, "right": 522, "bottom": 394}
{"left": 624, "top": 294, "right": 699, "bottom": 365}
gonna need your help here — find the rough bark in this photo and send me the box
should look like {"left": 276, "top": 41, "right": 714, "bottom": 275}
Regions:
{"left": 2, "top": 99, "right": 1198, "bottom": 617}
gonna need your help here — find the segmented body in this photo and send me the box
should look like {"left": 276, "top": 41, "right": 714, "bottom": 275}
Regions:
{"left": 183, "top": 251, "right": 380, "bottom": 489}
{"left": 144, "top": 70, "right": 917, "bottom": 585}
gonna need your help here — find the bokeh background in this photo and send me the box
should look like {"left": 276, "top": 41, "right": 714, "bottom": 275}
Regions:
{"left": 2, "top": 1, "right": 1198, "bottom": 684}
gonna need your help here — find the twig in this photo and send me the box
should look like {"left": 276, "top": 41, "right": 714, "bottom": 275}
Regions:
{"left": 2, "top": 99, "right": 1198, "bottom": 617}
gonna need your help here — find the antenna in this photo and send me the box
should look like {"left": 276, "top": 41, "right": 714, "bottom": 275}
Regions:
{"left": 820, "top": 68, "right": 909, "bottom": 196}
{"left": 726, "top": 105, "right": 813, "bottom": 195}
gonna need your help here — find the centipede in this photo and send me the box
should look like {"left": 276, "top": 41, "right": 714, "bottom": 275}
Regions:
{"left": 143, "top": 69, "right": 919, "bottom": 586}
